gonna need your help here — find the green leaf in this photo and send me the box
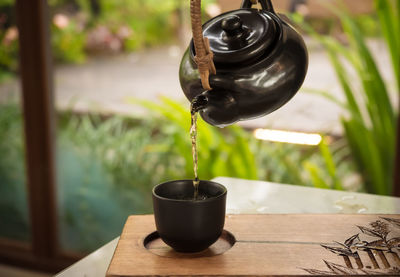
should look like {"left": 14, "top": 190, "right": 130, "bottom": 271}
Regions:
{"left": 303, "top": 161, "right": 330, "bottom": 189}
{"left": 297, "top": 4, "right": 397, "bottom": 195}
{"left": 319, "top": 138, "right": 343, "bottom": 190}
{"left": 375, "top": 0, "right": 400, "bottom": 91}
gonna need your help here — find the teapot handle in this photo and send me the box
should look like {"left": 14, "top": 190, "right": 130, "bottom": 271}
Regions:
{"left": 241, "top": 0, "right": 275, "bottom": 13}
{"left": 190, "top": 0, "right": 216, "bottom": 91}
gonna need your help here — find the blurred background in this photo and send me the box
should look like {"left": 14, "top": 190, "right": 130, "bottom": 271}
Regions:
{"left": 0, "top": 0, "right": 398, "bottom": 275}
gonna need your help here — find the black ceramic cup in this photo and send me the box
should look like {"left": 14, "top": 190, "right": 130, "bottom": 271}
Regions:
{"left": 152, "top": 180, "right": 227, "bottom": 253}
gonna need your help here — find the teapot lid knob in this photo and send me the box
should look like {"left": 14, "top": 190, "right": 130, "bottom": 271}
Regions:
{"left": 221, "top": 15, "right": 249, "bottom": 44}
{"left": 221, "top": 15, "right": 242, "bottom": 34}
{"left": 221, "top": 15, "right": 248, "bottom": 44}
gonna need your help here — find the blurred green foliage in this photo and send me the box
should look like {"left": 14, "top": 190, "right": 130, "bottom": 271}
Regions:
{"left": 49, "top": 0, "right": 196, "bottom": 61}
{"left": 51, "top": 19, "right": 87, "bottom": 63}
{"left": 0, "top": 0, "right": 383, "bottom": 81}
{"left": 127, "top": 97, "right": 354, "bottom": 191}
{"left": 0, "top": 0, "right": 215, "bottom": 77}
{"left": 0, "top": 33, "right": 18, "bottom": 83}
{"left": 0, "top": 103, "right": 29, "bottom": 241}
{"left": 292, "top": 0, "right": 399, "bottom": 195}
{"left": 306, "top": 14, "right": 380, "bottom": 37}
{"left": 93, "top": 0, "right": 179, "bottom": 51}
{"left": 0, "top": 99, "right": 356, "bottom": 251}
{"left": 0, "top": 0, "right": 18, "bottom": 82}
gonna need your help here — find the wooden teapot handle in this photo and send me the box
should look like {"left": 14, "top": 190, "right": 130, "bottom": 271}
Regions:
{"left": 190, "top": 0, "right": 216, "bottom": 91}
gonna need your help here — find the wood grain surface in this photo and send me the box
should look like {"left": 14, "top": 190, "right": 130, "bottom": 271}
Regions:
{"left": 106, "top": 214, "right": 400, "bottom": 276}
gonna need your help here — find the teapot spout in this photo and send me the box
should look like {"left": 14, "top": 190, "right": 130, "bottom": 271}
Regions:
{"left": 191, "top": 94, "right": 209, "bottom": 113}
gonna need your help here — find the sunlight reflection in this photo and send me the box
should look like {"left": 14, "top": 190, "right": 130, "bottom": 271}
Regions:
{"left": 254, "top": 128, "right": 322, "bottom": 145}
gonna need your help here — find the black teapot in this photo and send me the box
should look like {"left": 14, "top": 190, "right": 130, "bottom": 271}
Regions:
{"left": 179, "top": 0, "right": 308, "bottom": 127}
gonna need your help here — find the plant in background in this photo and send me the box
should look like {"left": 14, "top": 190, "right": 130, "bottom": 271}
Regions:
{"left": 57, "top": 113, "right": 167, "bottom": 251}
{"left": 292, "top": 0, "right": 399, "bottom": 195}
{"left": 92, "top": 0, "right": 216, "bottom": 51}
{"left": 128, "top": 97, "right": 355, "bottom": 191}
{"left": 0, "top": 27, "right": 18, "bottom": 82}
{"left": 51, "top": 14, "right": 87, "bottom": 63}
{"left": 0, "top": 0, "right": 19, "bottom": 82}
{"left": 0, "top": 0, "right": 218, "bottom": 81}
{"left": 0, "top": 102, "right": 29, "bottom": 241}
{"left": 256, "top": 134, "right": 354, "bottom": 190}
{"left": 127, "top": 97, "right": 259, "bottom": 181}
{"left": 0, "top": 100, "right": 357, "bottom": 252}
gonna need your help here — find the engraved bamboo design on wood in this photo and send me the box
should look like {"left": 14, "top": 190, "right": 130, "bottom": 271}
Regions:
{"left": 304, "top": 217, "right": 400, "bottom": 275}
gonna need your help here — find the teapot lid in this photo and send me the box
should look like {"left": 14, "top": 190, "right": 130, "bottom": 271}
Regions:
{"left": 192, "top": 9, "right": 279, "bottom": 64}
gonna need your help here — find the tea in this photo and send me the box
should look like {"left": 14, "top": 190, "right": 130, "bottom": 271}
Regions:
{"left": 190, "top": 103, "right": 200, "bottom": 199}
{"left": 173, "top": 192, "right": 209, "bottom": 201}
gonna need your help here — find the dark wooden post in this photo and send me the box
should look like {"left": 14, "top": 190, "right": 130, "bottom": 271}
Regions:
{"left": 0, "top": 0, "right": 81, "bottom": 271}
{"left": 16, "top": 0, "right": 58, "bottom": 258}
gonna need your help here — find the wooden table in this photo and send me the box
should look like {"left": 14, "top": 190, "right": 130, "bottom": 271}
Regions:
{"left": 56, "top": 177, "right": 400, "bottom": 277}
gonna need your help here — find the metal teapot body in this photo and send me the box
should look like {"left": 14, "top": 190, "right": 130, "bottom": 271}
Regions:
{"left": 179, "top": 0, "right": 308, "bottom": 127}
